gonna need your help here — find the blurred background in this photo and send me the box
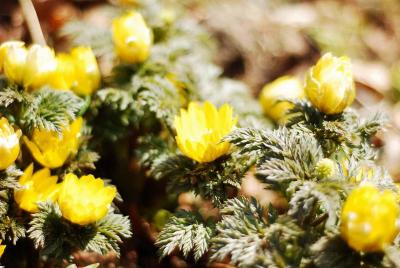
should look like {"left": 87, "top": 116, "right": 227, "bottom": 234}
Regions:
{"left": 1, "top": 0, "right": 400, "bottom": 267}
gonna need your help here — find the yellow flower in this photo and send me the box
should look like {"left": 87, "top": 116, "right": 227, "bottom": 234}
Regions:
{"left": 340, "top": 184, "right": 400, "bottom": 252}
{"left": 14, "top": 163, "right": 60, "bottom": 213}
{"left": 259, "top": 76, "right": 305, "bottom": 123}
{"left": 69, "top": 46, "right": 100, "bottom": 96}
{"left": 23, "top": 44, "right": 57, "bottom": 90}
{"left": 0, "top": 240, "right": 5, "bottom": 258}
{"left": 0, "top": 41, "right": 25, "bottom": 72}
{"left": 3, "top": 44, "right": 28, "bottom": 85}
{"left": 58, "top": 173, "right": 116, "bottom": 225}
{"left": 112, "top": 12, "right": 153, "bottom": 64}
{"left": 0, "top": 117, "right": 21, "bottom": 170}
{"left": 305, "top": 53, "right": 355, "bottom": 115}
{"left": 1, "top": 42, "right": 57, "bottom": 90}
{"left": 49, "top": 53, "right": 76, "bottom": 90}
{"left": 24, "top": 118, "right": 83, "bottom": 169}
{"left": 174, "top": 101, "right": 237, "bottom": 163}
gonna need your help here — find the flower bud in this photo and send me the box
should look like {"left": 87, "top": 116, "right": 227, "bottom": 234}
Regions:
{"left": 70, "top": 46, "right": 100, "bottom": 95}
{"left": 0, "top": 117, "right": 21, "bottom": 170}
{"left": 49, "top": 53, "right": 76, "bottom": 90}
{"left": 23, "top": 44, "right": 57, "bottom": 90}
{"left": 3, "top": 45, "right": 28, "bottom": 85}
{"left": 315, "top": 158, "right": 336, "bottom": 179}
{"left": 305, "top": 53, "right": 355, "bottom": 114}
{"left": 341, "top": 184, "right": 400, "bottom": 252}
{"left": 112, "top": 12, "right": 153, "bottom": 64}
{"left": 0, "top": 41, "right": 25, "bottom": 72}
{"left": 259, "top": 76, "right": 304, "bottom": 123}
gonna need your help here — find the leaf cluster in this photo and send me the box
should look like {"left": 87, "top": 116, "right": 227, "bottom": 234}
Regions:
{"left": 28, "top": 203, "right": 132, "bottom": 260}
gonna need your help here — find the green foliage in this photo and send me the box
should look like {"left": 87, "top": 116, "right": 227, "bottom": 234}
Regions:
{"left": 156, "top": 210, "right": 214, "bottom": 261}
{"left": 226, "top": 127, "right": 323, "bottom": 191}
{"left": 20, "top": 89, "right": 85, "bottom": 133}
{"left": 0, "top": 84, "right": 26, "bottom": 108}
{"left": 28, "top": 202, "right": 132, "bottom": 259}
{"left": 287, "top": 181, "right": 344, "bottom": 230}
{"left": 0, "top": 216, "right": 26, "bottom": 244}
{"left": 0, "top": 166, "right": 25, "bottom": 243}
{"left": 152, "top": 97, "right": 389, "bottom": 266}
{"left": 90, "top": 87, "right": 143, "bottom": 141}
{"left": 63, "top": 125, "right": 100, "bottom": 175}
{"left": 134, "top": 74, "right": 183, "bottom": 129}
{"left": 211, "top": 197, "right": 305, "bottom": 268}
{"left": 60, "top": 18, "right": 114, "bottom": 57}
{"left": 287, "top": 100, "right": 386, "bottom": 158}
{"left": 50, "top": 1, "right": 394, "bottom": 267}
{"left": 150, "top": 152, "right": 255, "bottom": 207}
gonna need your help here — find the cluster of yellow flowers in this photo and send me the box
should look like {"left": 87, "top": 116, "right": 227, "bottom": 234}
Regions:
{"left": 0, "top": 116, "right": 81, "bottom": 171}
{"left": 14, "top": 164, "right": 116, "bottom": 225}
{"left": 259, "top": 53, "right": 355, "bottom": 123}
{"left": 0, "top": 116, "right": 111, "bottom": 225}
{"left": 0, "top": 40, "right": 110, "bottom": 228}
{"left": 172, "top": 54, "right": 355, "bottom": 163}
{"left": 341, "top": 184, "right": 400, "bottom": 252}
{"left": 0, "top": 41, "right": 99, "bottom": 95}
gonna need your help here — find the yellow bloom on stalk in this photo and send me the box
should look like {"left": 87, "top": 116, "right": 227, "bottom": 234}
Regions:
{"left": 50, "top": 53, "right": 76, "bottom": 90}
{"left": 340, "top": 184, "right": 400, "bottom": 252}
{"left": 23, "top": 44, "right": 57, "bottom": 90}
{"left": 50, "top": 47, "right": 100, "bottom": 95}
{"left": 0, "top": 41, "right": 25, "bottom": 72}
{"left": 2, "top": 43, "right": 28, "bottom": 85}
{"left": 14, "top": 164, "right": 60, "bottom": 213}
{"left": 112, "top": 11, "right": 153, "bottom": 64}
{"left": 58, "top": 173, "right": 116, "bottom": 225}
{"left": 0, "top": 117, "right": 21, "bottom": 170}
{"left": 70, "top": 46, "right": 100, "bottom": 96}
{"left": 259, "top": 76, "right": 305, "bottom": 123}
{"left": 23, "top": 118, "right": 83, "bottom": 169}
{"left": 305, "top": 53, "right": 355, "bottom": 115}
{"left": 1, "top": 42, "right": 57, "bottom": 90}
{"left": 174, "top": 101, "right": 237, "bottom": 163}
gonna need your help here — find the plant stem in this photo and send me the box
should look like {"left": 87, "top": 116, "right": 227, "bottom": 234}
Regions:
{"left": 18, "top": 0, "right": 46, "bottom": 45}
